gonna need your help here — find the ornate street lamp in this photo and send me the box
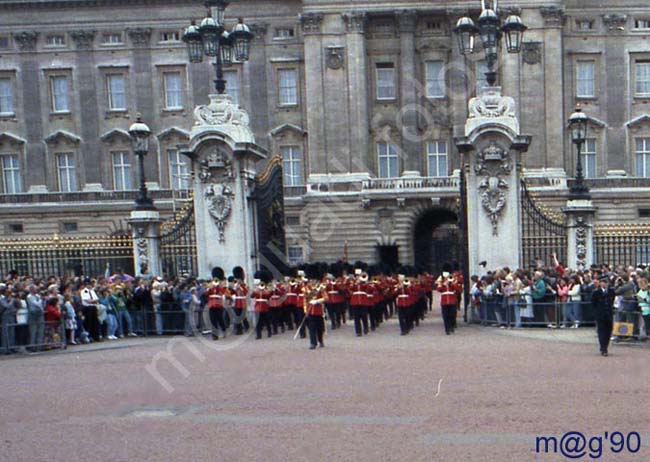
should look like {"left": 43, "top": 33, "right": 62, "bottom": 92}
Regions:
{"left": 454, "top": 1, "right": 527, "bottom": 87}
{"left": 183, "top": 1, "right": 253, "bottom": 95}
{"left": 568, "top": 105, "right": 591, "bottom": 199}
{"left": 129, "top": 114, "right": 154, "bottom": 210}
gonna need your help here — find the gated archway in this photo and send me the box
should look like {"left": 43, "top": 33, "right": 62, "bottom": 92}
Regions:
{"left": 413, "top": 209, "right": 460, "bottom": 274}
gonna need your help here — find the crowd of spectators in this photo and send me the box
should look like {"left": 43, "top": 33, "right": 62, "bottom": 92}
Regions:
{"left": 469, "top": 254, "right": 650, "bottom": 338}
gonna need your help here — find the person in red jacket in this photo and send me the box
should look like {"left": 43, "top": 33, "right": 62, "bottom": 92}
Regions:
{"left": 436, "top": 272, "right": 461, "bottom": 335}
{"left": 396, "top": 275, "right": 414, "bottom": 335}
{"left": 349, "top": 270, "right": 371, "bottom": 336}
{"left": 324, "top": 273, "right": 344, "bottom": 330}
{"left": 206, "top": 280, "right": 227, "bottom": 340}
{"left": 43, "top": 296, "right": 62, "bottom": 345}
{"left": 252, "top": 277, "right": 272, "bottom": 339}
{"left": 305, "top": 284, "right": 327, "bottom": 349}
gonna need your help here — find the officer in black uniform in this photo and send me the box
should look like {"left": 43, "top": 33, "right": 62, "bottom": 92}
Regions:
{"left": 591, "top": 275, "right": 615, "bottom": 356}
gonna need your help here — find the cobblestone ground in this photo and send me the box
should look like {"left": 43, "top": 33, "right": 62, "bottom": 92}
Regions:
{"left": 1, "top": 316, "right": 648, "bottom": 462}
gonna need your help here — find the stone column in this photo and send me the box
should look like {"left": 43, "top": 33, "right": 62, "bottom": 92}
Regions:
{"left": 540, "top": 7, "right": 565, "bottom": 170}
{"left": 563, "top": 200, "right": 596, "bottom": 270}
{"left": 128, "top": 210, "right": 163, "bottom": 277}
{"left": 14, "top": 31, "right": 46, "bottom": 192}
{"left": 300, "top": 13, "right": 326, "bottom": 175}
{"left": 397, "top": 10, "right": 420, "bottom": 174}
{"left": 343, "top": 11, "right": 369, "bottom": 173}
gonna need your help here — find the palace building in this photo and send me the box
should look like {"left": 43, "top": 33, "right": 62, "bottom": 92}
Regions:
{"left": 1, "top": 0, "right": 650, "bottom": 272}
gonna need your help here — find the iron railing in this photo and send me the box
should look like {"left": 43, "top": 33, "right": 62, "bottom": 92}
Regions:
{"left": 0, "top": 189, "right": 191, "bottom": 204}
{"left": 594, "top": 225, "right": 650, "bottom": 267}
{"left": 160, "top": 202, "right": 198, "bottom": 277}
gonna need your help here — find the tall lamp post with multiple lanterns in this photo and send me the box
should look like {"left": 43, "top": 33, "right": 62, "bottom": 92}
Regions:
{"left": 453, "top": 1, "right": 528, "bottom": 321}
{"left": 182, "top": 0, "right": 253, "bottom": 95}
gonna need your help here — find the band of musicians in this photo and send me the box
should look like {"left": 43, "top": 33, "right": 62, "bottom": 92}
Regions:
{"left": 203, "top": 262, "right": 464, "bottom": 349}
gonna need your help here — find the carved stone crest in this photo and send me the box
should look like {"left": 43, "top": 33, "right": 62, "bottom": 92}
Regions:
{"left": 522, "top": 42, "right": 542, "bottom": 65}
{"left": 199, "top": 149, "right": 234, "bottom": 183}
{"left": 475, "top": 142, "right": 512, "bottom": 236}
{"left": 135, "top": 227, "right": 149, "bottom": 266}
{"left": 205, "top": 183, "right": 235, "bottom": 243}
{"left": 13, "top": 31, "right": 38, "bottom": 51}
{"left": 326, "top": 46, "right": 344, "bottom": 70}
{"left": 193, "top": 94, "right": 254, "bottom": 144}
{"left": 575, "top": 217, "right": 587, "bottom": 269}
{"left": 70, "top": 30, "right": 96, "bottom": 49}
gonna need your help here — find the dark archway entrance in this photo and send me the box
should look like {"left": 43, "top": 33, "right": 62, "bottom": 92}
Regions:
{"left": 413, "top": 209, "right": 460, "bottom": 275}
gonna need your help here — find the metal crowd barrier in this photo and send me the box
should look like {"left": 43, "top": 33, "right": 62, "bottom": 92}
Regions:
{"left": 1, "top": 318, "right": 67, "bottom": 354}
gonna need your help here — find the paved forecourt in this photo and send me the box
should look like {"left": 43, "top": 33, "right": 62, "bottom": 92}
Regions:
{"left": 0, "top": 316, "right": 648, "bottom": 462}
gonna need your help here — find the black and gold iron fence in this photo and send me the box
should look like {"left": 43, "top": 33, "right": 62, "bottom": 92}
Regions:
{"left": 594, "top": 225, "right": 650, "bottom": 267}
{"left": 160, "top": 200, "right": 198, "bottom": 277}
{"left": 0, "top": 233, "right": 134, "bottom": 278}
{"left": 520, "top": 180, "right": 568, "bottom": 270}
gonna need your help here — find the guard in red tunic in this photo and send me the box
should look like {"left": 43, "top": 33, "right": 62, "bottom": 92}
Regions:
{"left": 252, "top": 279, "right": 272, "bottom": 339}
{"left": 396, "top": 275, "right": 414, "bottom": 335}
{"left": 231, "top": 277, "right": 249, "bottom": 335}
{"left": 305, "top": 284, "right": 326, "bottom": 349}
{"left": 436, "top": 272, "right": 461, "bottom": 335}
{"left": 268, "top": 280, "right": 285, "bottom": 334}
{"left": 324, "top": 274, "right": 344, "bottom": 330}
{"left": 206, "top": 280, "right": 227, "bottom": 340}
{"left": 349, "top": 270, "right": 370, "bottom": 336}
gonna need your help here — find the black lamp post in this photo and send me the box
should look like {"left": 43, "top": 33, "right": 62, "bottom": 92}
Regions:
{"left": 568, "top": 105, "right": 591, "bottom": 199}
{"left": 183, "top": 1, "right": 253, "bottom": 95}
{"left": 454, "top": 2, "right": 527, "bottom": 86}
{"left": 129, "top": 114, "right": 154, "bottom": 211}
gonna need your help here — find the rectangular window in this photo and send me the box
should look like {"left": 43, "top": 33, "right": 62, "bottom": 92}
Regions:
{"left": 102, "top": 33, "right": 123, "bottom": 45}
{"left": 163, "top": 72, "right": 183, "bottom": 109}
{"left": 426, "top": 21, "right": 442, "bottom": 31}
{"left": 0, "top": 78, "right": 14, "bottom": 114}
{"left": 223, "top": 70, "right": 240, "bottom": 106}
{"left": 287, "top": 245, "right": 303, "bottom": 265}
{"left": 159, "top": 31, "right": 180, "bottom": 42}
{"left": 62, "top": 222, "right": 78, "bottom": 233}
{"left": 50, "top": 75, "right": 69, "bottom": 112}
{"left": 377, "top": 142, "right": 399, "bottom": 178}
{"left": 576, "top": 20, "right": 594, "bottom": 30}
{"left": 8, "top": 223, "right": 23, "bottom": 234}
{"left": 168, "top": 149, "right": 190, "bottom": 190}
{"left": 1, "top": 155, "right": 22, "bottom": 193}
{"left": 576, "top": 61, "right": 595, "bottom": 98}
{"left": 636, "top": 138, "right": 650, "bottom": 177}
{"left": 281, "top": 146, "right": 303, "bottom": 186}
{"left": 635, "top": 62, "right": 650, "bottom": 96}
{"left": 635, "top": 19, "right": 650, "bottom": 29}
{"left": 107, "top": 74, "right": 126, "bottom": 110}
{"left": 46, "top": 34, "right": 66, "bottom": 47}
{"left": 376, "top": 63, "right": 396, "bottom": 100}
{"left": 274, "top": 28, "right": 294, "bottom": 39}
{"left": 112, "top": 151, "right": 133, "bottom": 190}
{"left": 582, "top": 138, "right": 596, "bottom": 179}
{"left": 425, "top": 61, "right": 445, "bottom": 98}
{"left": 278, "top": 69, "right": 298, "bottom": 106}
{"left": 476, "top": 60, "right": 489, "bottom": 95}
{"left": 427, "top": 141, "right": 448, "bottom": 177}
{"left": 56, "top": 153, "right": 77, "bottom": 192}
{"left": 0, "top": 36, "right": 10, "bottom": 49}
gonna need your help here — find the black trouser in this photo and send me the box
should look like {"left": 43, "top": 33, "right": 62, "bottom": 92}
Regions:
{"left": 292, "top": 307, "right": 306, "bottom": 337}
{"left": 398, "top": 307, "right": 412, "bottom": 334}
{"left": 82, "top": 306, "right": 100, "bottom": 341}
{"left": 307, "top": 315, "right": 324, "bottom": 347}
{"left": 452, "top": 304, "right": 459, "bottom": 329}
{"left": 256, "top": 311, "right": 272, "bottom": 339}
{"left": 644, "top": 314, "right": 650, "bottom": 337}
{"left": 326, "top": 303, "right": 341, "bottom": 329}
{"left": 270, "top": 308, "right": 282, "bottom": 334}
{"left": 352, "top": 305, "right": 369, "bottom": 335}
{"left": 441, "top": 305, "right": 456, "bottom": 334}
{"left": 209, "top": 308, "right": 226, "bottom": 338}
{"left": 596, "top": 317, "right": 613, "bottom": 353}
{"left": 232, "top": 308, "right": 246, "bottom": 334}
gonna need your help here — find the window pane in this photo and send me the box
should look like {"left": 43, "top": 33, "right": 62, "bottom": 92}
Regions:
{"left": 2, "top": 155, "right": 21, "bottom": 193}
{"left": 377, "top": 142, "right": 398, "bottom": 178}
{"left": 426, "top": 61, "right": 444, "bottom": 97}
{"left": 112, "top": 152, "right": 132, "bottom": 190}
{"left": 51, "top": 76, "right": 69, "bottom": 112}
{"left": 576, "top": 62, "right": 595, "bottom": 97}
{"left": 223, "top": 70, "right": 239, "bottom": 106}
{"left": 168, "top": 150, "right": 189, "bottom": 189}
{"left": 278, "top": 69, "right": 297, "bottom": 105}
{"left": 377, "top": 67, "right": 395, "bottom": 99}
{"left": 164, "top": 72, "right": 183, "bottom": 109}
{"left": 636, "top": 63, "right": 650, "bottom": 95}
{"left": 108, "top": 75, "right": 126, "bottom": 110}
{"left": 57, "top": 153, "right": 77, "bottom": 192}
{"left": 0, "top": 78, "right": 13, "bottom": 114}
{"left": 281, "top": 146, "right": 302, "bottom": 186}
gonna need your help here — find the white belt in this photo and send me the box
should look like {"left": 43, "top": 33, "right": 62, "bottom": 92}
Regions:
{"left": 441, "top": 291, "right": 455, "bottom": 295}
{"left": 352, "top": 292, "right": 367, "bottom": 295}
{"left": 234, "top": 296, "right": 247, "bottom": 299}
{"left": 255, "top": 299, "right": 268, "bottom": 302}
{"left": 328, "top": 291, "right": 339, "bottom": 295}
{"left": 397, "top": 295, "right": 409, "bottom": 298}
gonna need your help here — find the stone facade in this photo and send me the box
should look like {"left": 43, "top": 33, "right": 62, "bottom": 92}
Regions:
{"left": 1, "top": 0, "right": 650, "bottom": 268}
